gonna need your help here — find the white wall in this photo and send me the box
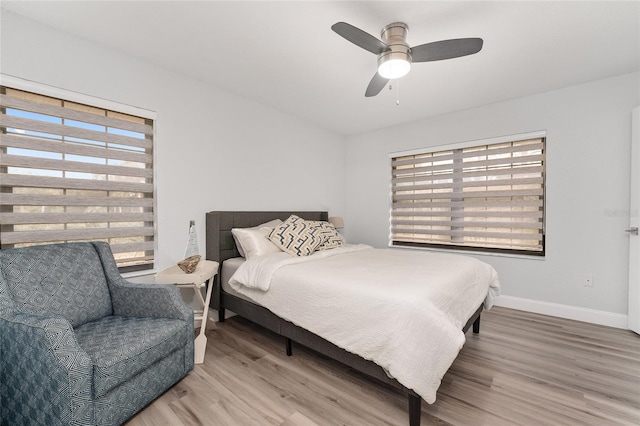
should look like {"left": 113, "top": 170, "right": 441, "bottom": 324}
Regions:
{"left": 0, "top": 10, "right": 346, "bottom": 271}
{"left": 345, "top": 72, "right": 640, "bottom": 321}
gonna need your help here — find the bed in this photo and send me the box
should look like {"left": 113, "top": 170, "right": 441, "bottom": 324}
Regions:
{"left": 205, "top": 211, "right": 499, "bottom": 426}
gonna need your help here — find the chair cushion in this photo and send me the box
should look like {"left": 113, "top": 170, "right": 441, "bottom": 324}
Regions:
{"left": 74, "top": 316, "right": 188, "bottom": 398}
{"left": 0, "top": 243, "right": 112, "bottom": 327}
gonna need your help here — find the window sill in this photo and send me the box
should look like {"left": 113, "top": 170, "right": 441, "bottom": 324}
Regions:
{"left": 387, "top": 243, "right": 546, "bottom": 261}
{"left": 122, "top": 269, "right": 158, "bottom": 279}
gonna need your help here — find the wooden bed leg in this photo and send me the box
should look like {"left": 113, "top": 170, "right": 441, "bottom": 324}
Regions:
{"left": 286, "top": 338, "right": 292, "bottom": 356}
{"left": 408, "top": 394, "right": 421, "bottom": 426}
{"left": 218, "top": 308, "right": 225, "bottom": 323}
{"left": 473, "top": 314, "right": 480, "bottom": 334}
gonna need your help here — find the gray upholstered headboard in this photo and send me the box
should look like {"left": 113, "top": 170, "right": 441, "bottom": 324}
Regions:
{"left": 205, "top": 211, "right": 328, "bottom": 264}
{"left": 205, "top": 211, "right": 328, "bottom": 309}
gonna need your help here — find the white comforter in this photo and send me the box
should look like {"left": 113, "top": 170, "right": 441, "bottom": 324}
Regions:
{"left": 229, "top": 245, "right": 500, "bottom": 403}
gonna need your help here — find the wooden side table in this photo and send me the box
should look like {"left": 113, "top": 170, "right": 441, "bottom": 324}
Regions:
{"left": 154, "top": 260, "right": 219, "bottom": 364}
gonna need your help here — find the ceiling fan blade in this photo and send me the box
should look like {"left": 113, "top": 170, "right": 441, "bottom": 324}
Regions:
{"left": 332, "top": 22, "right": 389, "bottom": 55}
{"left": 365, "top": 72, "right": 389, "bottom": 97}
{"left": 411, "top": 38, "right": 483, "bottom": 62}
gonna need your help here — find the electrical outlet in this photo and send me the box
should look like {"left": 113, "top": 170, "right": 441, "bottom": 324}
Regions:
{"left": 584, "top": 274, "right": 593, "bottom": 287}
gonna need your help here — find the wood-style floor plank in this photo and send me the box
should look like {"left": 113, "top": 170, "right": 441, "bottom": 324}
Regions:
{"left": 126, "top": 307, "right": 640, "bottom": 426}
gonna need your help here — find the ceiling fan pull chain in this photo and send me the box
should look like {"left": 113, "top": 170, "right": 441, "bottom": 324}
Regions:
{"left": 396, "top": 80, "right": 400, "bottom": 106}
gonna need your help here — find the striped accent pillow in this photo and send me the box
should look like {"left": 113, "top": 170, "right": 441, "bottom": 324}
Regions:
{"left": 268, "top": 215, "right": 327, "bottom": 256}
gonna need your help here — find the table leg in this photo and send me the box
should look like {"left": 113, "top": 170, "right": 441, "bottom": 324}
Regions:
{"left": 194, "top": 333, "right": 207, "bottom": 364}
{"left": 193, "top": 276, "right": 215, "bottom": 364}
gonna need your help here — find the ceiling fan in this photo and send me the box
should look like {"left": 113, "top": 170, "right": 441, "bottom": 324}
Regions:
{"left": 331, "top": 21, "right": 483, "bottom": 97}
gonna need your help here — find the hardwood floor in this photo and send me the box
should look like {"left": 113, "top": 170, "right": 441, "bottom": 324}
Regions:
{"left": 126, "top": 307, "right": 640, "bottom": 426}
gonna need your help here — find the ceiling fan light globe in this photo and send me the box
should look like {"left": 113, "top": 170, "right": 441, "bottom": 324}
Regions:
{"left": 378, "top": 58, "right": 411, "bottom": 80}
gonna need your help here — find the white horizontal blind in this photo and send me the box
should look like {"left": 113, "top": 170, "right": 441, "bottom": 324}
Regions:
{"left": 391, "top": 136, "right": 545, "bottom": 255}
{"left": 0, "top": 86, "right": 155, "bottom": 271}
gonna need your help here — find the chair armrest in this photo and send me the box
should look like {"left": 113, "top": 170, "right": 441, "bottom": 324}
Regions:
{"left": 0, "top": 311, "right": 93, "bottom": 425}
{"left": 91, "top": 242, "right": 193, "bottom": 323}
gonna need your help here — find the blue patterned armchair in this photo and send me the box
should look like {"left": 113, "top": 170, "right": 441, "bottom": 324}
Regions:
{"left": 0, "top": 242, "right": 194, "bottom": 426}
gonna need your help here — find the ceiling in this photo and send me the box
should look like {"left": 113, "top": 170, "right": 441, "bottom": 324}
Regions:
{"left": 2, "top": 1, "right": 639, "bottom": 136}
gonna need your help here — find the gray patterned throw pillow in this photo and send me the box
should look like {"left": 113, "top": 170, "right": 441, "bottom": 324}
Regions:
{"left": 307, "top": 221, "right": 345, "bottom": 250}
{"left": 268, "top": 215, "right": 327, "bottom": 256}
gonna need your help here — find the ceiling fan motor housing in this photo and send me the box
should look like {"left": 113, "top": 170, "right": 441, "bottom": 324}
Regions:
{"left": 377, "top": 22, "right": 412, "bottom": 79}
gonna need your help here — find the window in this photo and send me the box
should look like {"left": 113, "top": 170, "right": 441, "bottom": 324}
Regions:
{"left": 0, "top": 83, "right": 156, "bottom": 272}
{"left": 390, "top": 133, "right": 545, "bottom": 256}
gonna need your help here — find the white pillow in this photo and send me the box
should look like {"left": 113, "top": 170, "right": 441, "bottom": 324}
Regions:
{"left": 232, "top": 219, "right": 283, "bottom": 258}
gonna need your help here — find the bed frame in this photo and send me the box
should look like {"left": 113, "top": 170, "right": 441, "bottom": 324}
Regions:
{"left": 205, "top": 211, "right": 482, "bottom": 426}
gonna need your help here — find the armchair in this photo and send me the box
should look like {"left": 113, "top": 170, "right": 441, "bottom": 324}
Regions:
{"left": 0, "top": 242, "right": 194, "bottom": 426}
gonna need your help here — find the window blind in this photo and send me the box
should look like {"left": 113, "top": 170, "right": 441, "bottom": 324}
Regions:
{"left": 390, "top": 136, "right": 545, "bottom": 255}
{"left": 0, "top": 86, "right": 155, "bottom": 271}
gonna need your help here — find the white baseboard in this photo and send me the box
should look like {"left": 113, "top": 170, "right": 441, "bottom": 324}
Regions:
{"left": 208, "top": 307, "right": 236, "bottom": 323}
{"left": 194, "top": 308, "right": 224, "bottom": 328}
{"left": 494, "top": 295, "right": 628, "bottom": 329}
